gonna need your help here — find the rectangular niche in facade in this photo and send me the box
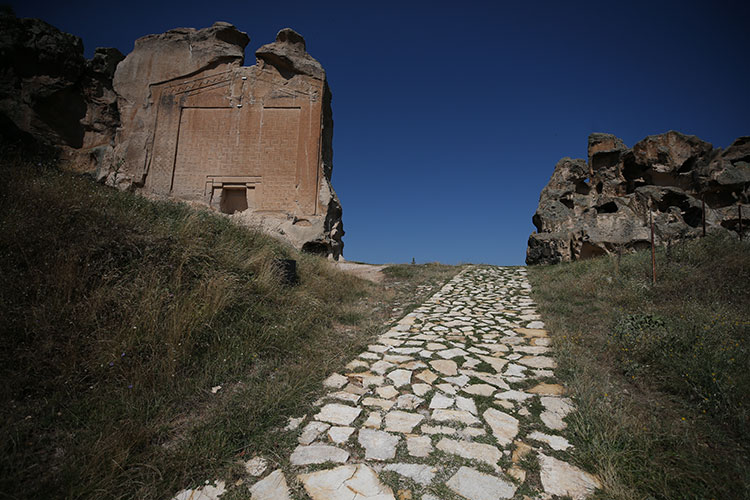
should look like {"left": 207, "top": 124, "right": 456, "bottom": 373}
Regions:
{"left": 219, "top": 186, "right": 252, "bottom": 214}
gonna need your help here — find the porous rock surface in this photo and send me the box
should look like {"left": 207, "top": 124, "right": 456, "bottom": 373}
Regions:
{"left": 527, "top": 131, "right": 749, "bottom": 265}
{"left": 0, "top": 9, "right": 123, "bottom": 170}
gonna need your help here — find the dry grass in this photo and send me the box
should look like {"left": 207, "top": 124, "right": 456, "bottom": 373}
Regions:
{"left": 529, "top": 235, "right": 750, "bottom": 499}
{"left": 0, "top": 149, "right": 460, "bottom": 500}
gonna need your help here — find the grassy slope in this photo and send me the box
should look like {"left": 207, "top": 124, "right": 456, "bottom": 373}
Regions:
{"left": 529, "top": 235, "right": 750, "bottom": 499}
{"left": 0, "top": 153, "right": 461, "bottom": 499}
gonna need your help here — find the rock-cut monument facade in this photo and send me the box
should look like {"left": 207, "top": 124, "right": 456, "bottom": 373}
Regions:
{"left": 112, "top": 24, "right": 343, "bottom": 258}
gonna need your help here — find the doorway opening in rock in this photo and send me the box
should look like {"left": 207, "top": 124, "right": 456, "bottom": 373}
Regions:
{"left": 220, "top": 187, "right": 249, "bottom": 214}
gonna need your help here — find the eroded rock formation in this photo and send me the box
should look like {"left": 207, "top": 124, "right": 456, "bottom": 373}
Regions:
{"left": 111, "top": 24, "right": 344, "bottom": 258}
{"left": 0, "top": 9, "right": 123, "bottom": 169}
{"left": 527, "top": 131, "right": 749, "bottom": 265}
{"left": 0, "top": 12, "right": 344, "bottom": 259}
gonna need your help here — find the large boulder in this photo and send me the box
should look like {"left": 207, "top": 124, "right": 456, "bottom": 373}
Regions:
{"left": 527, "top": 131, "right": 749, "bottom": 265}
{"left": 0, "top": 9, "right": 123, "bottom": 168}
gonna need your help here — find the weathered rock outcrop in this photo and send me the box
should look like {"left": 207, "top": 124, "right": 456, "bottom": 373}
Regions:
{"left": 527, "top": 131, "right": 749, "bottom": 265}
{"left": 0, "top": 9, "right": 123, "bottom": 168}
{"left": 111, "top": 25, "right": 344, "bottom": 258}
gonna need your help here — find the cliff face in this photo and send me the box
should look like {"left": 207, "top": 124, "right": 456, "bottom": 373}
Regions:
{"left": 111, "top": 25, "right": 343, "bottom": 258}
{"left": 527, "top": 131, "right": 750, "bottom": 265}
{"left": 0, "top": 12, "right": 344, "bottom": 258}
{"left": 0, "top": 10, "right": 123, "bottom": 169}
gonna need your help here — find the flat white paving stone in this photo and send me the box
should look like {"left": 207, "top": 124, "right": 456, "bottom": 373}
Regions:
{"left": 323, "top": 373, "right": 349, "bottom": 389}
{"left": 244, "top": 456, "right": 268, "bottom": 476}
{"left": 421, "top": 424, "right": 457, "bottom": 435}
{"left": 503, "top": 364, "right": 526, "bottom": 377}
{"left": 463, "top": 384, "right": 496, "bottom": 397}
{"left": 386, "top": 369, "right": 412, "bottom": 387}
{"left": 444, "top": 374, "right": 470, "bottom": 387}
{"left": 483, "top": 408, "right": 519, "bottom": 446}
{"left": 284, "top": 415, "right": 305, "bottom": 431}
{"left": 298, "top": 464, "right": 395, "bottom": 500}
{"left": 446, "top": 466, "right": 517, "bottom": 500}
{"left": 370, "top": 360, "right": 395, "bottom": 374}
{"left": 540, "top": 396, "right": 575, "bottom": 430}
{"left": 406, "top": 435, "right": 433, "bottom": 457}
{"left": 328, "top": 426, "right": 355, "bottom": 444}
{"left": 376, "top": 385, "right": 399, "bottom": 399}
{"left": 249, "top": 469, "right": 291, "bottom": 500}
{"left": 518, "top": 355, "right": 557, "bottom": 369}
{"left": 384, "top": 410, "right": 424, "bottom": 433}
{"left": 299, "top": 421, "right": 330, "bottom": 445}
{"left": 383, "top": 463, "right": 436, "bottom": 485}
{"left": 436, "top": 347, "right": 469, "bottom": 359}
{"left": 172, "top": 482, "right": 226, "bottom": 500}
{"left": 290, "top": 444, "right": 349, "bottom": 465}
{"left": 358, "top": 428, "right": 400, "bottom": 460}
{"left": 331, "top": 391, "right": 361, "bottom": 404}
{"left": 412, "top": 383, "right": 431, "bottom": 396}
{"left": 430, "top": 359, "right": 458, "bottom": 375}
{"left": 436, "top": 383, "right": 457, "bottom": 394}
{"left": 363, "top": 412, "right": 382, "bottom": 429}
{"left": 496, "top": 389, "right": 534, "bottom": 401}
{"left": 528, "top": 431, "right": 572, "bottom": 451}
{"left": 456, "top": 395, "right": 477, "bottom": 414}
{"left": 314, "top": 403, "right": 362, "bottom": 425}
{"left": 362, "top": 397, "right": 394, "bottom": 410}
{"left": 541, "top": 410, "right": 566, "bottom": 430}
{"left": 396, "top": 394, "right": 423, "bottom": 409}
{"left": 436, "top": 438, "right": 503, "bottom": 469}
{"left": 429, "top": 393, "right": 454, "bottom": 409}
{"left": 539, "top": 453, "right": 601, "bottom": 499}
{"left": 431, "top": 409, "right": 480, "bottom": 425}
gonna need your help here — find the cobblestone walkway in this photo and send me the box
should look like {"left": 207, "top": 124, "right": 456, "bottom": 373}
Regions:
{"left": 176, "top": 266, "right": 601, "bottom": 500}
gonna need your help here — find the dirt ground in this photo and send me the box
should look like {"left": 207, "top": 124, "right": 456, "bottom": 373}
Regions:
{"left": 330, "top": 261, "right": 387, "bottom": 282}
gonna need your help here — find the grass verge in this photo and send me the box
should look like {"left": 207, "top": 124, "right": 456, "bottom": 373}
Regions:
{"left": 528, "top": 234, "right": 750, "bottom": 499}
{"left": 0, "top": 150, "right": 461, "bottom": 499}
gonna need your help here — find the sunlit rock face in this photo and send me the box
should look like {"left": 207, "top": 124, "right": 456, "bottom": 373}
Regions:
{"left": 110, "top": 24, "right": 343, "bottom": 258}
{"left": 527, "top": 131, "right": 750, "bottom": 265}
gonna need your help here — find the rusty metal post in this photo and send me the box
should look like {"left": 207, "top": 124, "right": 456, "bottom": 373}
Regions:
{"left": 740, "top": 204, "right": 744, "bottom": 241}
{"left": 702, "top": 195, "right": 706, "bottom": 237}
{"left": 650, "top": 207, "right": 656, "bottom": 285}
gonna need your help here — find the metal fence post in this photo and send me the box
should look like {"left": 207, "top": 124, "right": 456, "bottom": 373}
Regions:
{"left": 650, "top": 206, "right": 656, "bottom": 286}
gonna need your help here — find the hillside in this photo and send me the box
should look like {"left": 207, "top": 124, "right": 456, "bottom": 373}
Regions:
{"left": 0, "top": 148, "right": 460, "bottom": 499}
{"left": 528, "top": 234, "right": 750, "bottom": 498}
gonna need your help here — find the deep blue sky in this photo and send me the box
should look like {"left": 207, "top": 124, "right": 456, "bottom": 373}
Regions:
{"left": 12, "top": 0, "right": 750, "bottom": 265}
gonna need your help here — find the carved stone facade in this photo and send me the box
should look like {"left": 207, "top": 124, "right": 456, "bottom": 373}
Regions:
{"left": 112, "top": 24, "right": 343, "bottom": 258}
{"left": 147, "top": 66, "right": 325, "bottom": 216}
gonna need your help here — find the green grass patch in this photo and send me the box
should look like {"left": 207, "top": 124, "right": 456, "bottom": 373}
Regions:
{"left": 529, "top": 234, "right": 750, "bottom": 499}
{"left": 0, "top": 150, "right": 459, "bottom": 499}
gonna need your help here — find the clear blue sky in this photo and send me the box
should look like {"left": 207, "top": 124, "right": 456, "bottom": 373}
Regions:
{"left": 12, "top": 0, "right": 750, "bottom": 265}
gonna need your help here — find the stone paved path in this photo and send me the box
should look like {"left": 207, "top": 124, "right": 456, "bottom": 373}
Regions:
{"left": 175, "top": 266, "right": 601, "bottom": 500}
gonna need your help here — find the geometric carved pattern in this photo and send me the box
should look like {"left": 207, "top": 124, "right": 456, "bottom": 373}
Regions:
{"left": 147, "top": 65, "right": 323, "bottom": 216}
{"left": 163, "top": 70, "right": 233, "bottom": 96}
